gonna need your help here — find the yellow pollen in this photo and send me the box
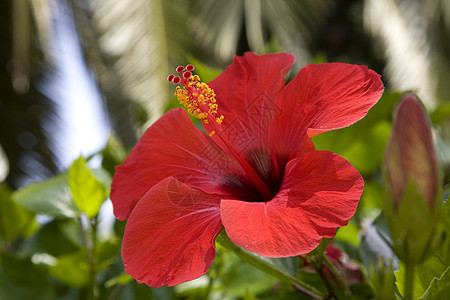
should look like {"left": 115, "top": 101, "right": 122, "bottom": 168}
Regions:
{"left": 209, "top": 131, "right": 215, "bottom": 136}
{"left": 216, "top": 115, "right": 224, "bottom": 124}
{"left": 174, "top": 74, "right": 224, "bottom": 125}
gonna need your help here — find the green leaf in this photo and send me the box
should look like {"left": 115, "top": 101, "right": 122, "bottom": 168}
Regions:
{"left": 443, "top": 201, "right": 450, "bottom": 233}
{"left": 358, "top": 181, "right": 384, "bottom": 218}
{"left": 419, "top": 266, "right": 450, "bottom": 300}
{"left": 335, "top": 222, "right": 360, "bottom": 246}
{"left": 392, "top": 218, "right": 450, "bottom": 299}
{"left": 13, "top": 174, "right": 80, "bottom": 218}
{"left": 385, "top": 178, "right": 442, "bottom": 263}
{"left": 0, "top": 253, "right": 54, "bottom": 300}
{"left": 95, "top": 240, "right": 121, "bottom": 269}
{"left": 217, "top": 250, "right": 279, "bottom": 297}
{"left": 367, "top": 260, "right": 395, "bottom": 300}
{"left": 92, "top": 167, "right": 112, "bottom": 191}
{"left": 104, "top": 132, "right": 127, "bottom": 163}
{"left": 48, "top": 250, "right": 90, "bottom": 288}
{"left": 416, "top": 254, "right": 449, "bottom": 293}
{"left": 395, "top": 261, "right": 425, "bottom": 299}
{"left": 17, "top": 220, "right": 79, "bottom": 257}
{"left": 69, "top": 156, "right": 106, "bottom": 217}
{"left": 430, "top": 103, "right": 450, "bottom": 125}
{"left": 244, "top": 289, "right": 258, "bottom": 300}
{"left": 175, "top": 248, "right": 279, "bottom": 298}
{"left": 312, "top": 92, "right": 402, "bottom": 176}
{"left": 58, "top": 218, "right": 85, "bottom": 248}
{"left": 215, "top": 229, "right": 324, "bottom": 298}
{"left": 105, "top": 272, "right": 133, "bottom": 288}
{"left": 133, "top": 283, "right": 174, "bottom": 300}
{"left": 0, "top": 184, "right": 37, "bottom": 241}
{"left": 101, "top": 132, "right": 127, "bottom": 175}
{"left": 396, "top": 253, "right": 450, "bottom": 300}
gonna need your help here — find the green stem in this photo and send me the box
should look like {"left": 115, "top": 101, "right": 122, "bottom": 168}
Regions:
{"left": 216, "top": 230, "right": 324, "bottom": 299}
{"left": 78, "top": 215, "right": 99, "bottom": 300}
{"left": 107, "top": 284, "right": 126, "bottom": 300}
{"left": 307, "top": 255, "right": 337, "bottom": 299}
{"left": 322, "top": 253, "right": 351, "bottom": 297}
{"left": 404, "top": 262, "right": 415, "bottom": 300}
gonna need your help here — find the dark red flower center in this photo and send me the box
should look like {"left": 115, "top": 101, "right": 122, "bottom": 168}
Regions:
{"left": 221, "top": 148, "right": 286, "bottom": 202}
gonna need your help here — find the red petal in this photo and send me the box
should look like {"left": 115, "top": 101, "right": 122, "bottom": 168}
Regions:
{"left": 220, "top": 150, "right": 363, "bottom": 257}
{"left": 122, "top": 177, "right": 222, "bottom": 287}
{"left": 271, "top": 63, "right": 383, "bottom": 158}
{"left": 207, "top": 52, "right": 294, "bottom": 154}
{"left": 111, "top": 108, "right": 243, "bottom": 220}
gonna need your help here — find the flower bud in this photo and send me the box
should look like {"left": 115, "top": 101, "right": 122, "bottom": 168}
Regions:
{"left": 383, "top": 94, "right": 442, "bottom": 263}
{"left": 384, "top": 94, "right": 439, "bottom": 208}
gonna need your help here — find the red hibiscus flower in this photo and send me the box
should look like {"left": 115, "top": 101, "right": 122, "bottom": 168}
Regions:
{"left": 111, "top": 52, "right": 384, "bottom": 287}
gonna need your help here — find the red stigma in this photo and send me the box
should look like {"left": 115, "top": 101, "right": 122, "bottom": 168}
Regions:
{"left": 168, "top": 64, "right": 199, "bottom": 89}
{"left": 169, "top": 64, "right": 198, "bottom": 87}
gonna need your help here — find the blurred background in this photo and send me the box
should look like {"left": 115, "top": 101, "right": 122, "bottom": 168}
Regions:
{"left": 1, "top": 0, "right": 449, "bottom": 189}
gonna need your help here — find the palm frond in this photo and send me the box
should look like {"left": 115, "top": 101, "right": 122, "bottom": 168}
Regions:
{"left": 188, "top": 0, "right": 331, "bottom": 69}
{"left": 364, "top": 0, "right": 450, "bottom": 109}
{"left": 0, "top": 0, "right": 60, "bottom": 188}
{"left": 189, "top": 0, "right": 245, "bottom": 62}
{"left": 261, "top": 0, "right": 330, "bottom": 69}
{"left": 71, "top": 0, "right": 195, "bottom": 145}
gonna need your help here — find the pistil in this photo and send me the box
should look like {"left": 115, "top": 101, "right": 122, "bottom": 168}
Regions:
{"left": 168, "top": 65, "right": 274, "bottom": 201}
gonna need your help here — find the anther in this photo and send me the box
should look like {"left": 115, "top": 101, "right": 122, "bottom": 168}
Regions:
{"left": 169, "top": 65, "right": 224, "bottom": 132}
